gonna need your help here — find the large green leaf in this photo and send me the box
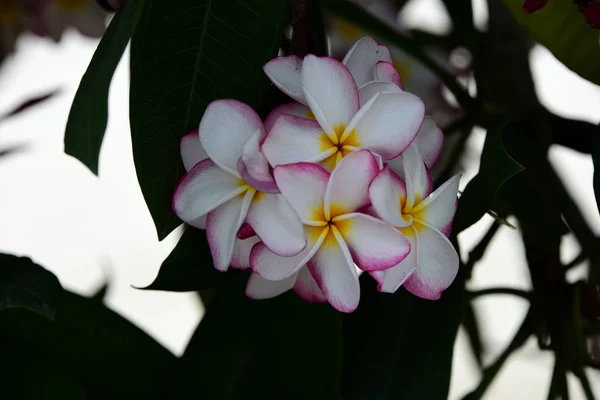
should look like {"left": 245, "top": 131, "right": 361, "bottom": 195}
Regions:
{"left": 130, "top": 0, "right": 290, "bottom": 239}
{"left": 0, "top": 253, "right": 62, "bottom": 320}
{"left": 500, "top": 0, "right": 600, "bottom": 86}
{"left": 64, "top": 0, "right": 143, "bottom": 174}
{"left": 0, "top": 291, "right": 176, "bottom": 399}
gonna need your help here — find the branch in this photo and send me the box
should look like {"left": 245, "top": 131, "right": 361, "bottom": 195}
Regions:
{"left": 467, "top": 287, "right": 533, "bottom": 301}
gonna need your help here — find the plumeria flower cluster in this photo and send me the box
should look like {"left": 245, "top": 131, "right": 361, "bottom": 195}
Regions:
{"left": 173, "top": 37, "right": 461, "bottom": 313}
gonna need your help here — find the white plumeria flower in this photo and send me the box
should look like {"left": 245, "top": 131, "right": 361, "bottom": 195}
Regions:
{"left": 250, "top": 150, "right": 410, "bottom": 313}
{"left": 245, "top": 267, "right": 326, "bottom": 304}
{"left": 173, "top": 100, "right": 306, "bottom": 271}
{"left": 368, "top": 145, "right": 460, "bottom": 299}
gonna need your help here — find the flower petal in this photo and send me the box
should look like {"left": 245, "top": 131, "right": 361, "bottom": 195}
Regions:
{"left": 308, "top": 227, "right": 360, "bottom": 313}
{"left": 335, "top": 213, "right": 410, "bottom": 271}
{"left": 262, "top": 115, "right": 335, "bottom": 168}
{"left": 412, "top": 175, "right": 460, "bottom": 236}
{"left": 180, "top": 129, "right": 208, "bottom": 171}
{"left": 401, "top": 145, "right": 433, "bottom": 210}
{"left": 375, "top": 61, "right": 403, "bottom": 88}
{"left": 368, "top": 166, "right": 410, "bottom": 227}
{"left": 237, "top": 129, "right": 278, "bottom": 193}
{"left": 325, "top": 150, "right": 378, "bottom": 218}
{"left": 358, "top": 80, "right": 402, "bottom": 107}
{"left": 273, "top": 162, "right": 330, "bottom": 223}
{"left": 342, "top": 36, "right": 393, "bottom": 88}
{"left": 245, "top": 272, "right": 297, "bottom": 299}
{"left": 206, "top": 190, "right": 254, "bottom": 271}
{"left": 172, "top": 158, "right": 245, "bottom": 223}
{"left": 188, "top": 215, "right": 207, "bottom": 230}
{"left": 415, "top": 117, "right": 444, "bottom": 168}
{"left": 231, "top": 236, "right": 261, "bottom": 269}
{"left": 246, "top": 193, "right": 306, "bottom": 256}
{"left": 376, "top": 225, "right": 419, "bottom": 293}
{"left": 403, "top": 222, "right": 459, "bottom": 300}
{"left": 293, "top": 266, "right": 326, "bottom": 303}
{"left": 251, "top": 226, "right": 329, "bottom": 280}
{"left": 199, "top": 99, "right": 265, "bottom": 176}
{"left": 301, "top": 55, "right": 359, "bottom": 136}
{"left": 263, "top": 56, "right": 305, "bottom": 104}
{"left": 264, "top": 102, "right": 313, "bottom": 132}
{"left": 344, "top": 91, "right": 424, "bottom": 160}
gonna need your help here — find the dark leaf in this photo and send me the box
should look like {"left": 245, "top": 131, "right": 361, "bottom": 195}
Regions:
{"left": 130, "top": 0, "right": 291, "bottom": 239}
{"left": 592, "top": 134, "right": 600, "bottom": 215}
{"left": 91, "top": 282, "right": 109, "bottom": 302}
{"left": 0, "top": 253, "right": 62, "bottom": 320}
{"left": 0, "top": 89, "right": 59, "bottom": 121}
{"left": 64, "top": 0, "right": 143, "bottom": 174}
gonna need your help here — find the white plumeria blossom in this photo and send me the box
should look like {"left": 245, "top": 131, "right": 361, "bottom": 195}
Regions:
{"left": 173, "top": 100, "right": 306, "bottom": 271}
{"left": 250, "top": 150, "right": 410, "bottom": 313}
{"left": 369, "top": 145, "right": 460, "bottom": 299}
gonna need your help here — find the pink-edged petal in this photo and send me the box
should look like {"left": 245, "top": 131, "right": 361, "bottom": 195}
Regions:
{"left": 199, "top": 99, "right": 265, "bottom": 176}
{"left": 375, "top": 61, "right": 403, "bottom": 88}
{"left": 376, "top": 225, "right": 418, "bottom": 293}
{"left": 263, "top": 115, "right": 335, "bottom": 168}
{"left": 415, "top": 117, "right": 444, "bottom": 168}
{"left": 231, "top": 236, "right": 261, "bottom": 269}
{"left": 237, "top": 223, "right": 255, "bottom": 239}
{"left": 251, "top": 226, "right": 329, "bottom": 280}
{"left": 273, "top": 162, "right": 329, "bottom": 223}
{"left": 358, "top": 80, "right": 402, "bottom": 107}
{"left": 325, "top": 149, "right": 378, "bottom": 218}
{"left": 246, "top": 193, "right": 306, "bottom": 256}
{"left": 335, "top": 212, "right": 410, "bottom": 271}
{"left": 368, "top": 166, "right": 410, "bottom": 227}
{"left": 308, "top": 226, "right": 360, "bottom": 313}
{"left": 188, "top": 214, "right": 207, "bottom": 230}
{"left": 301, "top": 55, "right": 359, "bottom": 137}
{"left": 342, "top": 36, "right": 393, "bottom": 88}
{"left": 206, "top": 190, "right": 254, "bottom": 271}
{"left": 264, "top": 102, "right": 312, "bottom": 132}
{"left": 172, "top": 158, "right": 245, "bottom": 223}
{"left": 403, "top": 222, "right": 459, "bottom": 300}
{"left": 401, "top": 145, "right": 433, "bottom": 209}
{"left": 344, "top": 91, "right": 424, "bottom": 160}
{"left": 180, "top": 129, "right": 208, "bottom": 171}
{"left": 263, "top": 56, "right": 305, "bottom": 104}
{"left": 412, "top": 175, "right": 460, "bottom": 236}
{"left": 245, "top": 272, "right": 297, "bottom": 299}
{"left": 294, "top": 266, "right": 326, "bottom": 303}
{"left": 237, "top": 129, "right": 278, "bottom": 193}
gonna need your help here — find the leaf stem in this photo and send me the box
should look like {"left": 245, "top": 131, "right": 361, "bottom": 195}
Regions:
{"left": 467, "top": 287, "right": 532, "bottom": 301}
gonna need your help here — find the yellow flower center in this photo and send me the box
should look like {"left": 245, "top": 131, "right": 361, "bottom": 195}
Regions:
{"left": 307, "top": 202, "right": 353, "bottom": 247}
{"left": 319, "top": 124, "right": 361, "bottom": 169}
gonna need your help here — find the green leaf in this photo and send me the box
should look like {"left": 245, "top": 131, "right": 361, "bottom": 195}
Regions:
{"left": 0, "top": 253, "right": 62, "bottom": 320}
{"left": 453, "top": 123, "right": 524, "bottom": 233}
{"left": 0, "top": 291, "right": 176, "bottom": 399}
{"left": 500, "top": 0, "right": 600, "bottom": 86}
{"left": 130, "top": 0, "right": 291, "bottom": 239}
{"left": 64, "top": 0, "right": 143, "bottom": 174}
{"left": 138, "top": 226, "right": 239, "bottom": 292}
{"left": 592, "top": 135, "right": 600, "bottom": 215}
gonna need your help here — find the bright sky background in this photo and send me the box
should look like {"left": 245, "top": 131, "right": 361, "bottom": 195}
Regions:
{"left": 0, "top": 0, "right": 599, "bottom": 398}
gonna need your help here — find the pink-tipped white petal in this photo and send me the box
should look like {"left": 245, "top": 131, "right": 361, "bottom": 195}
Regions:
{"left": 402, "top": 145, "right": 433, "bottom": 209}
{"left": 251, "top": 226, "right": 328, "bottom": 280}
{"left": 415, "top": 117, "right": 444, "bottom": 168}
{"left": 412, "top": 175, "right": 460, "bottom": 236}
{"left": 273, "top": 162, "right": 329, "bottom": 223}
{"left": 325, "top": 150, "right": 378, "bottom": 218}
{"left": 245, "top": 272, "right": 297, "bottom": 299}
{"left": 246, "top": 193, "right": 306, "bottom": 257}
{"left": 263, "top": 56, "right": 306, "bottom": 104}
{"left": 403, "top": 222, "right": 459, "bottom": 300}
{"left": 236, "top": 223, "right": 255, "bottom": 239}
{"left": 336, "top": 213, "right": 410, "bottom": 271}
{"left": 342, "top": 37, "right": 393, "bottom": 87}
{"left": 263, "top": 115, "right": 335, "bottom": 168}
{"left": 301, "top": 55, "right": 359, "bottom": 135}
{"left": 308, "top": 227, "right": 360, "bottom": 313}
{"left": 345, "top": 91, "right": 424, "bottom": 160}
{"left": 376, "top": 226, "right": 419, "bottom": 293}
{"left": 368, "top": 166, "right": 410, "bottom": 228}
{"left": 206, "top": 190, "right": 254, "bottom": 271}
{"left": 231, "top": 236, "right": 261, "bottom": 269}
{"left": 237, "top": 129, "right": 278, "bottom": 193}
{"left": 375, "top": 61, "right": 403, "bottom": 88}
{"left": 358, "top": 80, "right": 402, "bottom": 107}
{"left": 188, "top": 214, "right": 207, "bottom": 230}
{"left": 199, "top": 99, "right": 265, "bottom": 176}
{"left": 264, "top": 102, "right": 313, "bottom": 132}
{"left": 172, "top": 159, "right": 245, "bottom": 223}
{"left": 180, "top": 130, "right": 208, "bottom": 171}
{"left": 294, "top": 266, "right": 326, "bottom": 303}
